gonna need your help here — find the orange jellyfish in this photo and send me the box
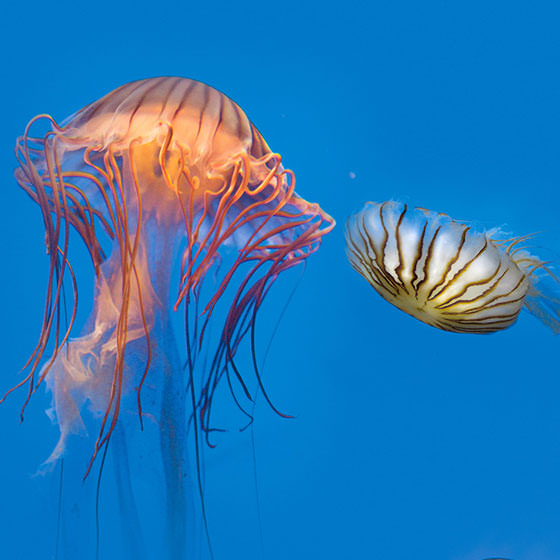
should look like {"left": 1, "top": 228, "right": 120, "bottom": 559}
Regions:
{"left": 6, "top": 77, "right": 334, "bottom": 558}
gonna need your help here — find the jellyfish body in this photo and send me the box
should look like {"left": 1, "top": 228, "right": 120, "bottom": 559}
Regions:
{"left": 8, "top": 77, "right": 334, "bottom": 558}
{"left": 346, "top": 201, "right": 560, "bottom": 334}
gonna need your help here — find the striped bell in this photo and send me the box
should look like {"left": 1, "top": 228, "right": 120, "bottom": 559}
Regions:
{"left": 345, "top": 200, "right": 560, "bottom": 334}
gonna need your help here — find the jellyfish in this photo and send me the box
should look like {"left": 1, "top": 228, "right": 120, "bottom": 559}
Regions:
{"left": 345, "top": 200, "right": 560, "bottom": 334}
{"left": 6, "top": 77, "right": 335, "bottom": 558}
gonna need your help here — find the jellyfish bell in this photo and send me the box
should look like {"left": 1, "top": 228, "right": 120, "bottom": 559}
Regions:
{"left": 7, "top": 76, "right": 334, "bottom": 558}
{"left": 346, "top": 200, "right": 560, "bottom": 334}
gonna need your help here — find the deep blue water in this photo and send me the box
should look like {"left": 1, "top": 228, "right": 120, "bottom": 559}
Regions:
{"left": 1, "top": 1, "right": 560, "bottom": 559}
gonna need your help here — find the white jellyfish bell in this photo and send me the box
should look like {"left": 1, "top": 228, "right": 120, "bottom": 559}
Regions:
{"left": 345, "top": 200, "right": 560, "bottom": 334}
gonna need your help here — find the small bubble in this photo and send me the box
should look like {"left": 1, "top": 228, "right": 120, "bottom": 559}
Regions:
{"left": 349, "top": 171, "right": 356, "bottom": 179}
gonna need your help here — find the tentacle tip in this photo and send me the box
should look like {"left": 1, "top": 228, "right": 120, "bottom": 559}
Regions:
{"left": 239, "top": 418, "right": 255, "bottom": 432}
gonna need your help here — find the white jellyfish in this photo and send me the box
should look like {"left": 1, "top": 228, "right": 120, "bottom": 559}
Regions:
{"left": 345, "top": 200, "right": 560, "bottom": 334}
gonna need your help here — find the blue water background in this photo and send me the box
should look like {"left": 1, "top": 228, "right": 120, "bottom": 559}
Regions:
{"left": 1, "top": 1, "right": 560, "bottom": 559}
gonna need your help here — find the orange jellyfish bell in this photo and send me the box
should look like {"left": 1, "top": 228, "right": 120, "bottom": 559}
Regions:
{"left": 7, "top": 77, "right": 334, "bottom": 556}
